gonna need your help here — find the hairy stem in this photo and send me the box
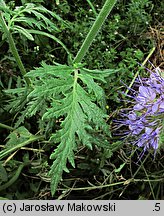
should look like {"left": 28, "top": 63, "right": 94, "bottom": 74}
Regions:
{"left": 73, "top": 0, "right": 117, "bottom": 64}
{"left": 0, "top": 13, "right": 31, "bottom": 86}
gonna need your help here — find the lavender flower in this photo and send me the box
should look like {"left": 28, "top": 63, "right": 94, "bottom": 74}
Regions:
{"left": 118, "top": 67, "right": 164, "bottom": 156}
{"left": 133, "top": 86, "right": 156, "bottom": 112}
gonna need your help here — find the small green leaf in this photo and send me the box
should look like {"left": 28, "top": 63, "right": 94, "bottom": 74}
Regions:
{"left": 13, "top": 26, "right": 34, "bottom": 41}
{"left": 114, "top": 163, "right": 126, "bottom": 173}
{"left": 81, "top": 67, "right": 120, "bottom": 82}
{"left": 26, "top": 30, "right": 70, "bottom": 55}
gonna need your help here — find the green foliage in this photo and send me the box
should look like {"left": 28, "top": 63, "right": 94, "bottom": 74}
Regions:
{"left": 0, "top": 126, "right": 43, "bottom": 160}
{"left": 159, "top": 119, "right": 164, "bottom": 149}
{"left": 0, "top": 2, "right": 62, "bottom": 34}
{"left": 125, "top": 0, "right": 152, "bottom": 34}
{"left": 55, "top": 0, "right": 152, "bottom": 67}
{"left": 0, "top": 0, "right": 69, "bottom": 58}
{"left": 20, "top": 63, "right": 118, "bottom": 195}
{"left": 0, "top": 162, "right": 8, "bottom": 183}
{"left": 0, "top": 0, "right": 163, "bottom": 199}
{"left": 3, "top": 58, "right": 120, "bottom": 195}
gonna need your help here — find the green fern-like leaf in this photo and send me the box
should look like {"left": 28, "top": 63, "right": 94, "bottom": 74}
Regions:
{"left": 5, "top": 87, "right": 30, "bottom": 114}
{"left": 5, "top": 62, "right": 118, "bottom": 195}
{"left": 0, "top": 3, "right": 69, "bottom": 52}
{"left": 24, "top": 62, "right": 117, "bottom": 195}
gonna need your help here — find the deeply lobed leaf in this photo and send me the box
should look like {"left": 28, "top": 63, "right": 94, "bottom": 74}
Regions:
{"left": 5, "top": 62, "right": 117, "bottom": 195}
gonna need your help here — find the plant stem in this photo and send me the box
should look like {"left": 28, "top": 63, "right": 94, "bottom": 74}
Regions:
{"left": 0, "top": 135, "right": 44, "bottom": 160}
{"left": 73, "top": 0, "right": 117, "bottom": 64}
{"left": 59, "top": 180, "right": 125, "bottom": 191}
{"left": 0, "top": 13, "right": 31, "bottom": 86}
{"left": 86, "top": 0, "right": 98, "bottom": 17}
{"left": 125, "top": 46, "right": 156, "bottom": 94}
{"left": 0, "top": 163, "right": 27, "bottom": 191}
{"left": 57, "top": 177, "right": 163, "bottom": 191}
{"left": 0, "top": 122, "right": 15, "bottom": 131}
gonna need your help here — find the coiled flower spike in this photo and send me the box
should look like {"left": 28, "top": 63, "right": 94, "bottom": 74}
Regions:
{"left": 117, "top": 67, "right": 164, "bottom": 157}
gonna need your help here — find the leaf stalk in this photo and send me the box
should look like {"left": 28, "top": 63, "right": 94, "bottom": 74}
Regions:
{"left": 73, "top": 0, "right": 117, "bottom": 63}
{"left": 0, "top": 13, "right": 31, "bottom": 86}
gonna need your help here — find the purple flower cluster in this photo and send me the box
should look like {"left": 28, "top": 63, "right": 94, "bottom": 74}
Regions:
{"left": 120, "top": 67, "right": 164, "bottom": 155}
